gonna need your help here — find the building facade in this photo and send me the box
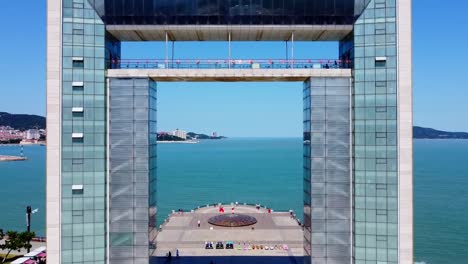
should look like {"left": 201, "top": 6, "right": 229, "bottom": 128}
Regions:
{"left": 26, "top": 129, "right": 41, "bottom": 140}
{"left": 171, "top": 129, "right": 187, "bottom": 140}
{"left": 47, "top": 0, "right": 412, "bottom": 263}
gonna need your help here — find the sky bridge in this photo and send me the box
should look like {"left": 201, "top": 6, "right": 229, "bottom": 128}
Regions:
{"left": 107, "top": 58, "right": 352, "bottom": 81}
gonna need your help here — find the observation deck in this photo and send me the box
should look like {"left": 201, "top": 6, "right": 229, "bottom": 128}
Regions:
{"left": 107, "top": 58, "right": 353, "bottom": 82}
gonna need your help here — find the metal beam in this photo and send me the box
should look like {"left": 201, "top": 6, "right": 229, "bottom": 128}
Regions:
{"left": 107, "top": 68, "right": 352, "bottom": 82}
{"left": 291, "top": 32, "right": 295, "bottom": 68}
{"left": 165, "top": 32, "right": 169, "bottom": 68}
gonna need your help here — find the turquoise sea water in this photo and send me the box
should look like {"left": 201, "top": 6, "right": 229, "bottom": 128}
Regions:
{"left": 157, "top": 138, "right": 303, "bottom": 220}
{"left": 413, "top": 140, "right": 468, "bottom": 264}
{"left": 0, "top": 145, "right": 46, "bottom": 236}
{"left": 0, "top": 139, "right": 467, "bottom": 263}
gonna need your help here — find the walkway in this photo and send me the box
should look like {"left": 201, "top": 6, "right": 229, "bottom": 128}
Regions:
{"left": 110, "top": 59, "right": 351, "bottom": 70}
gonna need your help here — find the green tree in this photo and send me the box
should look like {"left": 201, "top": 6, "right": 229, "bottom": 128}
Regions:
{"left": 0, "top": 230, "right": 35, "bottom": 263}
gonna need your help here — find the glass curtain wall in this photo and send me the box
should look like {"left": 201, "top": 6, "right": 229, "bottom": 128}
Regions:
{"left": 303, "top": 79, "right": 312, "bottom": 262}
{"left": 90, "top": 0, "right": 371, "bottom": 25}
{"left": 303, "top": 77, "right": 352, "bottom": 264}
{"left": 346, "top": 0, "right": 399, "bottom": 263}
{"left": 61, "top": 0, "right": 108, "bottom": 263}
{"left": 108, "top": 78, "right": 157, "bottom": 264}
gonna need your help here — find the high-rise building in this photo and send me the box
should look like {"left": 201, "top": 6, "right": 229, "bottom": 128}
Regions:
{"left": 171, "top": 129, "right": 187, "bottom": 140}
{"left": 47, "top": 0, "right": 413, "bottom": 263}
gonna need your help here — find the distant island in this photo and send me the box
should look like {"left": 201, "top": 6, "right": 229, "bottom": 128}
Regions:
{"left": 157, "top": 130, "right": 227, "bottom": 143}
{"left": 187, "top": 132, "right": 227, "bottom": 140}
{"left": 413, "top": 126, "right": 468, "bottom": 139}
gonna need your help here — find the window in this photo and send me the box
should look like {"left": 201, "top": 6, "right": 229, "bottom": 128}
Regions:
{"left": 72, "top": 184, "right": 84, "bottom": 195}
{"left": 73, "top": 29, "right": 84, "bottom": 35}
{"left": 73, "top": 57, "right": 84, "bottom": 68}
{"left": 73, "top": 61, "right": 84, "bottom": 68}
{"left": 375, "top": 57, "right": 387, "bottom": 67}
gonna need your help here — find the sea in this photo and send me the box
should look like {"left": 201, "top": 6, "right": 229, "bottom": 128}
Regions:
{"left": 0, "top": 138, "right": 467, "bottom": 264}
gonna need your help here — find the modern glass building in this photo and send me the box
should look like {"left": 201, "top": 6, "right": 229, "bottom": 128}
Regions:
{"left": 47, "top": 0, "right": 413, "bottom": 263}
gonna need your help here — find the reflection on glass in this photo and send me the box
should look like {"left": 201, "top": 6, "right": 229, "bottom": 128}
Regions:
{"left": 88, "top": 0, "right": 370, "bottom": 25}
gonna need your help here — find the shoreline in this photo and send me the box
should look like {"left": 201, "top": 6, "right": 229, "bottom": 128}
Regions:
{"left": 0, "top": 143, "right": 46, "bottom": 146}
{"left": 158, "top": 140, "right": 199, "bottom": 144}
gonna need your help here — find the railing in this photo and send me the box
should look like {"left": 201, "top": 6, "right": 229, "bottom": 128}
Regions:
{"left": 164, "top": 201, "right": 301, "bottom": 217}
{"left": 108, "top": 59, "right": 352, "bottom": 70}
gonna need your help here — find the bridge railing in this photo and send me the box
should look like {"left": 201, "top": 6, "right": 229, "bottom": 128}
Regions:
{"left": 108, "top": 59, "right": 352, "bottom": 70}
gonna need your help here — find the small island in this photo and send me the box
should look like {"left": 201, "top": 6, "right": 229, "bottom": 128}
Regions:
{"left": 157, "top": 129, "right": 227, "bottom": 143}
{"left": 187, "top": 132, "right": 227, "bottom": 140}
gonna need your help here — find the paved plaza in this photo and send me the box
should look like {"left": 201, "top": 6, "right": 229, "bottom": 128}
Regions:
{"left": 154, "top": 205, "right": 303, "bottom": 257}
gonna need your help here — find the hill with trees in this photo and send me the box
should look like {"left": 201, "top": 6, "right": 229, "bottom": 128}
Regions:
{"left": 0, "top": 112, "right": 45, "bottom": 130}
{"left": 413, "top": 126, "right": 468, "bottom": 139}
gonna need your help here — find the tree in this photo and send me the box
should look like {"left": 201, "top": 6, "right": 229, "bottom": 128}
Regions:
{"left": 0, "top": 230, "right": 35, "bottom": 263}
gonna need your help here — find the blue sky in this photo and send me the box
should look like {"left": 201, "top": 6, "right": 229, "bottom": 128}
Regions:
{"left": 0, "top": 1, "right": 467, "bottom": 136}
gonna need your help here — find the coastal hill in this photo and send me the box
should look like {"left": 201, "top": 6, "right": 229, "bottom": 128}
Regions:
{"left": 157, "top": 134, "right": 185, "bottom": 141}
{"left": 414, "top": 126, "right": 468, "bottom": 139}
{"left": 0, "top": 112, "right": 45, "bottom": 130}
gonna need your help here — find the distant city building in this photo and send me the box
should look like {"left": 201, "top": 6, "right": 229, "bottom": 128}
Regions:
{"left": 0, "top": 126, "right": 14, "bottom": 132}
{"left": 212, "top": 132, "right": 218, "bottom": 138}
{"left": 25, "top": 129, "right": 41, "bottom": 140}
{"left": 171, "top": 129, "right": 187, "bottom": 140}
{"left": 0, "top": 126, "right": 22, "bottom": 141}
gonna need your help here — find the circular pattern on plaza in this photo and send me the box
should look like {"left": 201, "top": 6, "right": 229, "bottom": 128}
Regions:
{"left": 208, "top": 214, "right": 258, "bottom": 227}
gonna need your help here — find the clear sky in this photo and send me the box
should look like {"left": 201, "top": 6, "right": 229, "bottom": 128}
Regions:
{"left": 0, "top": 1, "right": 467, "bottom": 137}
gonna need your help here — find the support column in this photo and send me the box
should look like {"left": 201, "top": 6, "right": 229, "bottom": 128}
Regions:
{"left": 46, "top": 0, "right": 62, "bottom": 263}
{"left": 397, "top": 0, "right": 414, "bottom": 263}
{"left": 291, "top": 32, "right": 295, "bottom": 68}
{"left": 228, "top": 32, "right": 232, "bottom": 69}
{"left": 303, "top": 77, "right": 352, "bottom": 264}
{"left": 108, "top": 78, "right": 157, "bottom": 264}
{"left": 165, "top": 32, "right": 169, "bottom": 68}
{"left": 171, "top": 41, "right": 175, "bottom": 67}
